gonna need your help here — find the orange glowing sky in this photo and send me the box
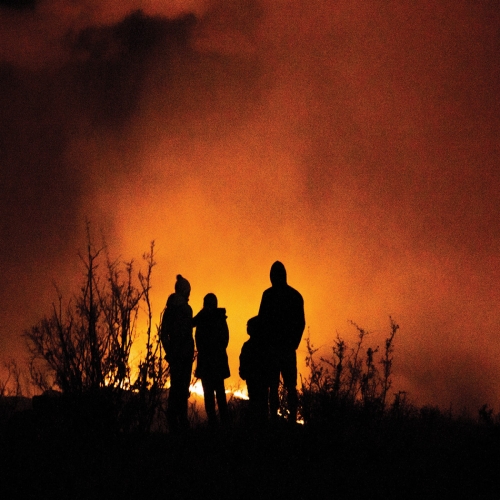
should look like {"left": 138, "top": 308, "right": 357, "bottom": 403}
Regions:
{"left": 1, "top": 0, "right": 499, "bottom": 411}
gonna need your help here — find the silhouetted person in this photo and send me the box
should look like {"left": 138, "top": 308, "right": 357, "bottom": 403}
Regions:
{"left": 161, "top": 274, "right": 194, "bottom": 432}
{"left": 258, "top": 261, "right": 305, "bottom": 424}
{"left": 239, "top": 316, "right": 273, "bottom": 426}
{"left": 193, "top": 293, "right": 230, "bottom": 427}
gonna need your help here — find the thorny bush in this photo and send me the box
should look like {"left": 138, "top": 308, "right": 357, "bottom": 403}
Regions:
{"left": 24, "top": 227, "right": 169, "bottom": 433}
{"left": 300, "top": 317, "right": 400, "bottom": 424}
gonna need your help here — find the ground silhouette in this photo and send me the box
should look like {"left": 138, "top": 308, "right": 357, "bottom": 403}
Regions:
{"left": 1, "top": 397, "right": 500, "bottom": 499}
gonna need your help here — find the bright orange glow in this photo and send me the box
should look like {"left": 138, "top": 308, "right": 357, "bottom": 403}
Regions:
{"left": 1, "top": 1, "right": 500, "bottom": 414}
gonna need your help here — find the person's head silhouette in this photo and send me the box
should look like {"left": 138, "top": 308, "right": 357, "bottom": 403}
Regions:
{"left": 270, "top": 261, "right": 287, "bottom": 286}
{"left": 203, "top": 293, "right": 217, "bottom": 310}
{"left": 246, "top": 316, "right": 261, "bottom": 337}
{"left": 175, "top": 274, "right": 191, "bottom": 299}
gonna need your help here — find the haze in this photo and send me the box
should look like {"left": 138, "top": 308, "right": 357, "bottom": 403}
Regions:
{"left": 1, "top": 0, "right": 499, "bottom": 411}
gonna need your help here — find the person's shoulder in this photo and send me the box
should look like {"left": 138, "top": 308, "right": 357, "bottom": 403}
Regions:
{"left": 287, "top": 284, "right": 303, "bottom": 300}
{"left": 167, "top": 292, "right": 191, "bottom": 308}
{"left": 261, "top": 286, "right": 275, "bottom": 299}
{"left": 166, "top": 293, "right": 178, "bottom": 307}
{"left": 216, "top": 307, "right": 227, "bottom": 319}
{"left": 182, "top": 300, "right": 193, "bottom": 317}
{"left": 193, "top": 309, "right": 203, "bottom": 323}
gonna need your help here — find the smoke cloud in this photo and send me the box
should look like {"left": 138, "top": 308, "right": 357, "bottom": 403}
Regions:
{"left": 1, "top": 0, "right": 499, "bottom": 411}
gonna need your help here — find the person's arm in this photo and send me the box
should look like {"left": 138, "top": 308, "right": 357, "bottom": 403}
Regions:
{"left": 222, "top": 319, "right": 229, "bottom": 348}
{"left": 192, "top": 311, "right": 200, "bottom": 327}
{"left": 257, "top": 290, "right": 272, "bottom": 337}
{"left": 292, "top": 293, "right": 306, "bottom": 349}
{"left": 239, "top": 343, "right": 248, "bottom": 380}
{"left": 257, "top": 290, "right": 268, "bottom": 318}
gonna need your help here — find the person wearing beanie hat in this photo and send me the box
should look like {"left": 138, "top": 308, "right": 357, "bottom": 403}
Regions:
{"left": 258, "top": 261, "right": 305, "bottom": 424}
{"left": 175, "top": 274, "right": 191, "bottom": 299}
{"left": 160, "top": 274, "right": 194, "bottom": 432}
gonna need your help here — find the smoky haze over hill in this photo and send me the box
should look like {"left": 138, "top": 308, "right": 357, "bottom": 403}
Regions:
{"left": 1, "top": 0, "right": 500, "bottom": 412}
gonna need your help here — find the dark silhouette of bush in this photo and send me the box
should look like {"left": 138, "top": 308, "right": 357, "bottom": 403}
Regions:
{"left": 23, "top": 226, "right": 168, "bottom": 434}
{"left": 300, "top": 317, "right": 401, "bottom": 425}
{"left": 3, "top": 234, "right": 500, "bottom": 499}
{"left": 2, "top": 309, "right": 500, "bottom": 499}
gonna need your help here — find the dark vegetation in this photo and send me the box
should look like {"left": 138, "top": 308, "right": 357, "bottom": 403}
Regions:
{"left": 1, "top": 234, "right": 500, "bottom": 499}
{"left": 25, "top": 227, "right": 168, "bottom": 434}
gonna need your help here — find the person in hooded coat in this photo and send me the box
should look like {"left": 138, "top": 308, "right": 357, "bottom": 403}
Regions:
{"left": 258, "top": 261, "right": 305, "bottom": 424}
{"left": 193, "top": 293, "right": 230, "bottom": 427}
{"left": 161, "top": 274, "right": 194, "bottom": 432}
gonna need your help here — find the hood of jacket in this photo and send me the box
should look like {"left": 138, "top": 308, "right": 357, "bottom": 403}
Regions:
{"left": 270, "top": 261, "right": 287, "bottom": 287}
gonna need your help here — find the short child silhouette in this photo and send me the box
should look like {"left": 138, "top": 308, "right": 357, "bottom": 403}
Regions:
{"left": 239, "top": 316, "right": 273, "bottom": 425}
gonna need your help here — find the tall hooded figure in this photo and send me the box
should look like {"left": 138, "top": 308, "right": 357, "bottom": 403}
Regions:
{"left": 258, "top": 261, "right": 305, "bottom": 423}
{"left": 160, "top": 274, "right": 194, "bottom": 432}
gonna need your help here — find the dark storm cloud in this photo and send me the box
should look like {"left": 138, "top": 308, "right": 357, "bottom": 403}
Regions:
{"left": 68, "top": 11, "right": 196, "bottom": 128}
{"left": 0, "top": 63, "right": 79, "bottom": 264}
{"left": 0, "top": 10, "right": 197, "bottom": 260}
{"left": 2, "top": 0, "right": 500, "bottom": 413}
{"left": 0, "top": 0, "right": 35, "bottom": 10}
{"left": 0, "top": 1, "right": 263, "bottom": 363}
{"left": 0, "top": 7, "right": 204, "bottom": 356}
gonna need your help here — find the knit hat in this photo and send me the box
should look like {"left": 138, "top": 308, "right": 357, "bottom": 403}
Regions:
{"left": 175, "top": 274, "right": 191, "bottom": 298}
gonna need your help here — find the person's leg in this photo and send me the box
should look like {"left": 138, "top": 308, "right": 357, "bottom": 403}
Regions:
{"left": 178, "top": 359, "right": 193, "bottom": 429}
{"left": 246, "top": 380, "right": 255, "bottom": 422}
{"left": 168, "top": 362, "right": 181, "bottom": 431}
{"left": 269, "top": 374, "right": 280, "bottom": 421}
{"left": 201, "top": 378, "right": 217, "bottom": 424}
{"left": 214, "top": 379, "right": 229, "bottom": 425}
{"left": 248, "top": 379, "right": 267, "bottom": 426}
{"left": 256, "top": 380, "right": 270, "bottom": 425}
{"left": 268, "top": 356, "right": 281, "bottom": 421}
{"left": 281, "top": 350, "right": 298, "bottom": 423}
{"left": 247, "top": 380, "right": 261, "bottom": 426}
